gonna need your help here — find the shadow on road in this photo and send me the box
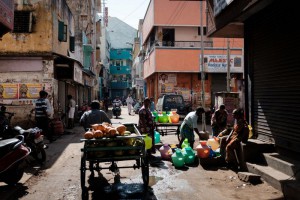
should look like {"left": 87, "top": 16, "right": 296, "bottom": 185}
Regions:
{"left": 88, "top": 173, "right": 158, "bottom": 200}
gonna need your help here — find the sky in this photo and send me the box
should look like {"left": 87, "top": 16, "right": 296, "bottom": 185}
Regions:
{"left": 105, "top": 0, "right": 151, "bottom": 29}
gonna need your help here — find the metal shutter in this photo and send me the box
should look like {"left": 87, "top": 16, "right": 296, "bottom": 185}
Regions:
{"left": 246, "top": 2, "right": 300, "bottom": 153}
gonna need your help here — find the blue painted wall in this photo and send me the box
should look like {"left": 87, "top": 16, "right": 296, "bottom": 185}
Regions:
{"left": 110, "top": 48, "right": 132, "bottom": 60}
{"left": 110, "top": 65, "right": 131, "bottom": 74}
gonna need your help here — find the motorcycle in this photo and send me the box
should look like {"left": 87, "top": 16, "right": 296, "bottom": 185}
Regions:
{"left": 14, "top": 126, "right": 46, "bottom": 164}
{"left": 112, "top": 102, "right": 122, "bottom": 118}
{"left": 0, "top": 135, "right": 31, "bottom": 185}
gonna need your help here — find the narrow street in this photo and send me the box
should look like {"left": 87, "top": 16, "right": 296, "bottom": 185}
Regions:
{"left": 0, "top": 107, "right": 283, "bottom": 200}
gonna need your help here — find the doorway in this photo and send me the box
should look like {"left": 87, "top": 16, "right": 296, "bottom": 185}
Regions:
{"left": 162, "top": 28, "right": 175, "bottom": 47}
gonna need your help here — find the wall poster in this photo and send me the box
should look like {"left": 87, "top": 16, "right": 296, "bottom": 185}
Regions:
{"left": 158, "top": 73, "right": 177, "bottom": 95}
{"left": 0, "top": 83, "right": 18, "bottom": 99}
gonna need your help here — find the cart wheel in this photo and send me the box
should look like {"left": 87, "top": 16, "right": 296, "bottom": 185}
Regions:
{"left": 81, "top": 153, "right": 87, "bottom": 189}
{"left": 141, "top": 157, "right": 149, "bottom": 188}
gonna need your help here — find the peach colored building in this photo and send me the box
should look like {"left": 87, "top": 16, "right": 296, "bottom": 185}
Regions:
{"left": 142, "top": 0, "right": 244, "bottom": 109}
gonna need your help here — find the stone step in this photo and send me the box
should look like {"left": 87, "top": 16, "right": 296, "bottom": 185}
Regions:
{"left": 247, "top": 162, "right": 292, "bottom": 190}
{"left": 264, "top": 153, "right": 300, "bottom": 180}
{"left": 242, "top": 139, "right": 275, "bottom": 162}
{"left": 247, "top": 163, "right": 300, "bottom": 200}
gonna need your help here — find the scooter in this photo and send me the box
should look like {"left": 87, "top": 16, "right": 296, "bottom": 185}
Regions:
{"left": 14, "top": 126, "right": 46, "bottom": 164}
{"left": 112, "top": 102, "right": 122, "bottom": 118}
{"left": 0, "top": 135, "right": 31, "bottom": 185}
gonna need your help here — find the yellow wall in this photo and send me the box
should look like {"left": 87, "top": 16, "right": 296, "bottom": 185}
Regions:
{"left": 0, "top": 4, "right": 53, "bottom": 53}
{"left": 0, "top": 1, "right": 71, "bottom": 57}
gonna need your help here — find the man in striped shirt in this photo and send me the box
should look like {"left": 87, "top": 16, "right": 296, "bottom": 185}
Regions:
{"left": 35, "top": 90, "right": 53, "bottom": 142}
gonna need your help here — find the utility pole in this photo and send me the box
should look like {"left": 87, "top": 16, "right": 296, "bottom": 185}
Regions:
{"left": 227, "top": 38, "right": 231, "bottom": 92}
{"left": 200, "top": 1, "right": 206, "bottom": 132}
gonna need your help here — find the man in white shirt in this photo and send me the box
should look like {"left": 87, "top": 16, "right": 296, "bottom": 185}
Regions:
{"left": 45, "top": 92, "right": 53, "bottom": 118}
{"left": 179, "top": 107, "right": 205, "bottom": 148}
{"left": 126, "top": 94, "right": 133, "bottom": 115}
{"left": 67, "top": 95, "right": 76, "bottom": 129}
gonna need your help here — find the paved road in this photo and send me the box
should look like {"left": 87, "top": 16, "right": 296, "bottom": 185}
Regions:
{"left": 0, "top": 106, "right": 283, "bottom": 200}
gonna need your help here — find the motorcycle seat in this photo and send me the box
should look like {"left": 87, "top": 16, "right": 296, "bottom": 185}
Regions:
{"left": 0, "top": 138, "right": 22, "bottom": 159}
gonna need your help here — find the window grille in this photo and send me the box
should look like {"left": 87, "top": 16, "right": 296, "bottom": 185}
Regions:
{"left": 13, "top": 11, "right": 32, "bottom": 33}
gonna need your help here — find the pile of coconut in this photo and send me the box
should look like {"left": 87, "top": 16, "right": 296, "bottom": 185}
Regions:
{"left": 83, "top": 122, "right": 131, "bottom": 139}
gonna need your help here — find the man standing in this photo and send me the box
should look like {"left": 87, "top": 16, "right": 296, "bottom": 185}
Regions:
{"left": 126, "top": 94, "right": 133, "bottom": 115}
{"left": 67, "top": 95, "right": 76, "bottom": 129}
{"left": 34, "top": 90, "right": 53, "bottom": 142}
{"left": 138, "top": 97, "right": 155, "bottom": 154}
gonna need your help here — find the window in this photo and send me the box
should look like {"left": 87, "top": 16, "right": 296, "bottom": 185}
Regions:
{"left": 13, "top": 11, "right": 33, "bottom": 33}
{"left": 115, "top": 60, "right": 121, "bottom": 66}
{"left": 58, "top": 20, "right": 67, "bottom": 42}
{"left": 69, "top": 36, "right": 75, "bottom": 52}
{"left": 198, "top": 27, "right": 207, "bottom": 36}
{"left": 63, "top": 24, "right": 67, "bottom": 42}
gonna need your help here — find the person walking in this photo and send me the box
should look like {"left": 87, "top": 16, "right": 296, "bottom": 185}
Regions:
{"left": 179, "top": 107, "right": 205, "bottom": 149}
{"left": 80, "top": 100, "right": 111, "bottom": 131}
{"left": 67, "top": 95, "right": 76, "bottom": 129}
{"left": 211, "top": 104, "right": 228, "bottom": 137}
{"left": 126, "top": 94, "right": 134, "bottom": 115}
{"left": 138, "top": 97, "right": 155, "bottom": 155}
{"left": 34, "top": 90, "right": 53, "bottom": 142}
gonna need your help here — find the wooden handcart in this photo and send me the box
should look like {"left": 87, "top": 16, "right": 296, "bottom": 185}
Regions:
{"left": 80, "top": 124, "right": 149, "bottom": 199}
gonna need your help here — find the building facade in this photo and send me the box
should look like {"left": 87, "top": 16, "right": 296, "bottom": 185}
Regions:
{"left": 205, "top": 0, "right": 300, "bottom": 154}
{"left": 132, "top": 19, "right": 146, "bottom": 101}
{"left": 107, "top": 17, "right": 136, "bottom": 100}
{"left": 0, "top": 0, "right": 101, "bottom": 125}
{"left": 142, "top": 0, "right": 244, "bottom": 111}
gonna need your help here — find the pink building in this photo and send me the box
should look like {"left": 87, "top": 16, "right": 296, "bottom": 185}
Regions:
{"left": 142, "top": 0, "right": 244, "bottom": 109}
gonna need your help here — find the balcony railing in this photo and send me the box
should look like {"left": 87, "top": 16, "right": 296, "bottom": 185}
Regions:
{"left": 153, "top": 41, "right": 213, "bottom": 48}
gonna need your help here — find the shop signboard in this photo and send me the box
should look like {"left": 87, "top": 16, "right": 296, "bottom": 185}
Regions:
{"left": 202, "top": 55, "right": 243, "bottom": 73}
